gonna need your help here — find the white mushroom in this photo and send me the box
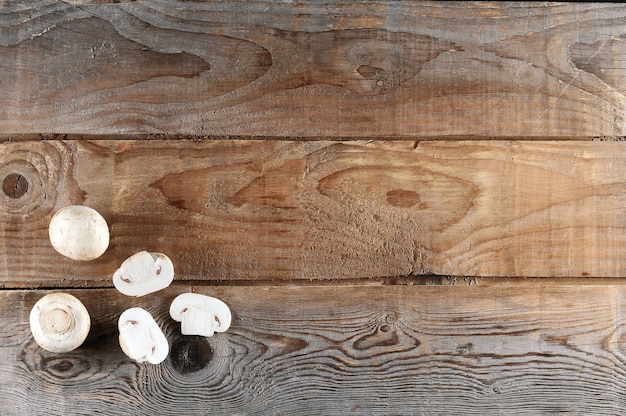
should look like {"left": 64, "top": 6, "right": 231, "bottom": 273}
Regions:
{"left": 29, "top": 293, "right": 90, "bottom": 353}
{"left": 118, "top": 307, "right": 168, "bottom": 364}
{"left": 113, "top": 251, "right": 174, "bottom": 297}
{"left": 48, "top": 205, "right": 109, "bottom": 261}
{"left": 170, "top": 293, "right": 232, "bottom": 337}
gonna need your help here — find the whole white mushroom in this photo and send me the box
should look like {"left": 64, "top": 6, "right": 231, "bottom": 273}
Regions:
{"left": 29, "top": 293, "right": 91, "bottom": 353}
{"left": 48, "top": 205, "right": 109, "bottom": 261}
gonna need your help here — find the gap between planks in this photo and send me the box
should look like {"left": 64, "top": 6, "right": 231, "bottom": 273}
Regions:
{"left": 4, "top": 277, "right": 626, "bottom": 292}
{"left": 1, "top": 134, "right": 625, "bottom": 143}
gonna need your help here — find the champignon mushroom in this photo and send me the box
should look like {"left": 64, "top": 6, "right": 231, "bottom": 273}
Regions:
{"left": 113, "top": 251, "right": 174, "bottom": 297}
{"left": 48, "top": 205, "right": 109, "bottom": 261}
{"left": 118, "top": 307, "right": 168, "bottom": 364}
{"left": 29, "top": 293, "right": 90, "bottom": 353}
{"left": 170, "top": 293, "right": 232, "bottom": 337}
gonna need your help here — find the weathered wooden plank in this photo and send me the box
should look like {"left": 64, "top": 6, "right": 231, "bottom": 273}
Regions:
{"left": 1, "top": 284, "right": 626, "bottom": 415}
{"left": 1, "top": 139, "right": 624, "bottom": 287}
{"left": 1, "top": 1, "right": 625, "bottom": 136}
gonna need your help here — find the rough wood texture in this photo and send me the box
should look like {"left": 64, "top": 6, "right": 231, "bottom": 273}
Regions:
{"left": 2, "top": 284, "right": 626, "bottom": 415}
{"left": 1, "top": 1, "right": 626, "bottom": 136}
{"left": 0, "top": 139, "right": 624, "bottom": 287}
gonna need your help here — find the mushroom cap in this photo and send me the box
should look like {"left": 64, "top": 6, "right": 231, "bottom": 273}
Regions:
{"left": 118, "top": 307, "right": 168, "bottom": 364}
{"left": 170, "top": 293, "right": 232, "bottom": 337}
{"left": 29, "top": 293, "right": 91, "bottom": 353}
{"left": 113, "top": 251, "right": 174, "bottom": 297}
{"left": 48, "top": 205, "right": 109, "bottom": 261}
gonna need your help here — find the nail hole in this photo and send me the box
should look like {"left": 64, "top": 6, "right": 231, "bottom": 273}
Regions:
{"left": 2, "top": 173, "right": 29, "bottom": 199}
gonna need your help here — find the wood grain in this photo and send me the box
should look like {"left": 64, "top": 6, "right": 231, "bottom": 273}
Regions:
{"left": 1, "top": 1, "right": 625, "bottom": 136}
{"left": 0, "top": 139, "right": 624, "bottom": 287}
{"left": 2, "top": 284, "right": 626, "bottom": 415}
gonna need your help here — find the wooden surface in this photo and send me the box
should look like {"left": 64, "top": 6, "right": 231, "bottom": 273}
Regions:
{"left": 2, "top": 284, "right": 626, "bottom": 415}
{"left": 1, "top": 139, "right": 625, "bottom": 288}
{"left": 3, "top": 1, "right": 626, "bottom": 415}
{"left": 1, "top": 1, "right": 626, "bottom": 137}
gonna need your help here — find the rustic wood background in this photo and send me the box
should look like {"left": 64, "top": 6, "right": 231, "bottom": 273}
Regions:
{"left": 1, "top": 1, "right": 625, "bottom": 415}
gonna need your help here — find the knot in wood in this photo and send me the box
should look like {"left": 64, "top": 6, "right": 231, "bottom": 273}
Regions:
{"left": 2, "top": 173, "right": 28, "bottom": 199}
{"left": 170, "top": 336, "right": 213, "bottom": 374}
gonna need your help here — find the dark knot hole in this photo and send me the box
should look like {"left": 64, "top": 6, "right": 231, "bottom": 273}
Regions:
{"left": 2, "top": 173, "right": 29, "bottom": 199}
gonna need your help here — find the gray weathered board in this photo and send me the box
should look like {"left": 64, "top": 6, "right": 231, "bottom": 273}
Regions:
{"left": 3, "top": 284, "right": 626, "bottom": 415}
{"left": 1, "top": 1, "right": 625, "bottom": 137}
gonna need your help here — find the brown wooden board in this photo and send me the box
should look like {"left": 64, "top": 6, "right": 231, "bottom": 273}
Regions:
{"left": 2, "top": 284, "right": 626, "bottom": 415}
{"left": 0, "top": 139, "right": 624, "bottom": 288}
{"left": 1, "top": 2, "right": 625, "bottom": 137}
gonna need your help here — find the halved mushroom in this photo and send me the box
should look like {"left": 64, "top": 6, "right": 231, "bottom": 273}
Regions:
{"left": 48, "top": 205, "right": 110, "bottom": 261}
{"left": 113, "top": 251, "right": 174, "bottom": 297}
{"left": 118, "top": 307, "right": 168, "bottom": 364}
{"left": 170, "top": 293, "right": 232, "bottom": 337}
{"left": 29, "top": 293, "right": 90, "bottom": 353}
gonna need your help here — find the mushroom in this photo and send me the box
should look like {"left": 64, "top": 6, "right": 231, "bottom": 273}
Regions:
{"left": 48, "top": 205, "right": 110, "bottom": 261}
{"left": 118, "top": 307, "right": 168, "bottom": 364}
{"left": 29, "top": 293, "right": 90, "bottom": 353}
{"left": 113, "top": 251, "right": 174, "bottom": 296}
{"left": 170, "top": 293, "right": 232, "bottom": 337}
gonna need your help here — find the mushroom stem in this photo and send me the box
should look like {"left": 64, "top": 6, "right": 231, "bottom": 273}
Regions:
{"left": 119, "top": 320, "right": 157, "bottom": 361}
{"left": 180, "top": 306, "right": 220, "bottom": 337}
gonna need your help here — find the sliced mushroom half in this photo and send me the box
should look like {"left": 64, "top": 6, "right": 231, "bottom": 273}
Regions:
{"left": 113, "top": 251, "right": 174, "bottom": 297}
{"left": 118, "top": 307, "right": 168, "bottom": 364}
{"left": 170, "top": 293, "right": 232, "bottom": 337}
{"left": 29, "top": 293, "right": 91, "bottom": 353}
